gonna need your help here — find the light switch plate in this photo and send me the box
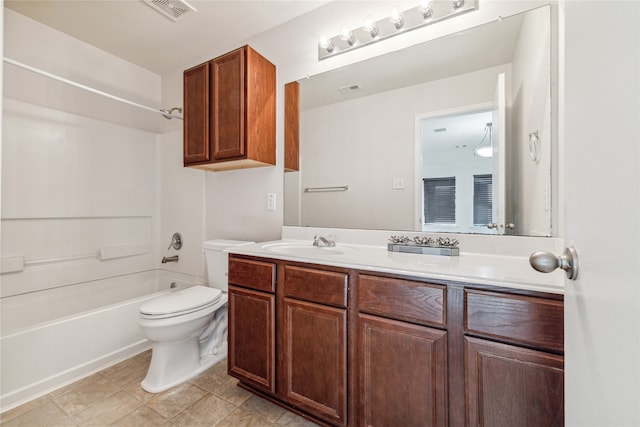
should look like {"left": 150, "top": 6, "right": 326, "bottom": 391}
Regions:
{"left": 267, "top": 193, "right": 276, "bottom": 210}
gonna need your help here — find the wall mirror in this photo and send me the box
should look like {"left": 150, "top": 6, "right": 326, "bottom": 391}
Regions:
{"left": 284, "top": 6, "right": 553, "bottom": 237}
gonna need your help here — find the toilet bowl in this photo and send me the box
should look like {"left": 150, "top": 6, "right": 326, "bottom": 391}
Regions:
{"left": 138, "top": 239, "right": 252, "bottom": 393}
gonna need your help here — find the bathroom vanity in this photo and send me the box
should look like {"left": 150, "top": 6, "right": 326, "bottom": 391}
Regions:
{"left": 226, "top": 241, "right": 564, "bottom": 427}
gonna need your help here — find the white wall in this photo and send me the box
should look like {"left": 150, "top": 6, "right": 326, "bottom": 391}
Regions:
{"left": 511, "top": 5, "right": 553, "bottom": 236}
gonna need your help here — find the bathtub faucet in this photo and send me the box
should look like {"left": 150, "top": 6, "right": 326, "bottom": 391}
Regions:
{"left": 161, "top": 255, "right": 179, "bottom": 264}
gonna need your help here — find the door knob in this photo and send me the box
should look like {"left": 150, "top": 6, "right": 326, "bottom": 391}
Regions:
{"left": 529, "top": 247, "right": 579, "bottom": 280}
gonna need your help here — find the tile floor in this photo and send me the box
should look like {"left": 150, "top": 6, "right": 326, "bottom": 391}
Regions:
{"left": 0, "top": 351, "right": 318, "bottom": 426}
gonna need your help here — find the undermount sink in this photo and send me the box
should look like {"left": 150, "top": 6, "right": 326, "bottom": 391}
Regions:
{"left": 261, "top": 241, "right": 355, "bottom": 256}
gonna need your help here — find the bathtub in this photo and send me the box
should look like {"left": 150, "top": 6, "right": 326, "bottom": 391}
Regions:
{"left": 0, "top": 270, "right": 202, "bottom": 412}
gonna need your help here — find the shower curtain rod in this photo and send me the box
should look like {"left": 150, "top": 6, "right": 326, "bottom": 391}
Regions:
{"left": 3, "top": 57, "right": 183, "bottom": 120}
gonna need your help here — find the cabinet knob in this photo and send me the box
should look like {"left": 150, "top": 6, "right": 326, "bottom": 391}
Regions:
{"left": 529, "top": 247, "right": 579, "bottom": 280}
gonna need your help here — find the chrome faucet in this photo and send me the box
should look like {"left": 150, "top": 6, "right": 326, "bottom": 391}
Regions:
{"left": 313, "top": 234, "right": 336, "bottom": 247}
{"left": 162, "top": 255, "right": 179, "bottom": 263}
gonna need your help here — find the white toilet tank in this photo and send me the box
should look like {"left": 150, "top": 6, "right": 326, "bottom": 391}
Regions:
{"left": 203, "top": 239, "right": 253, "bottom": 291}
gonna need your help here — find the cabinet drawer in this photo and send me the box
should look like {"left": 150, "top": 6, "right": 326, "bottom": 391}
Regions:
{"left": 357, "top": 275, "right": 446, "bottom": 327}
{"left": 283, "top": 265, "right": 348, "bottom": 308}
{"left": 465, "top": 289, "right": 564, "bottom": 353}
{"left": 228, "top": 257, "right": 276, "bottom": 293}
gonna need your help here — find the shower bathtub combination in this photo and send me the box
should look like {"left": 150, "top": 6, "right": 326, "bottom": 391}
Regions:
{"left": 0, "top": 270, "right": 199, "bottom": 412}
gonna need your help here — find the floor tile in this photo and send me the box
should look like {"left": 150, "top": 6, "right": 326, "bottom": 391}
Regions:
{"left": 273, "top": 411, "right": 320, "bottom": 427}
{"left": 100, "top": 357, "right": 149, "bottom": 389}
{"left": 0, "top": 400, "right": 77, "bottom": 427}
{"left": 0, "top": 394, "right": 53, "bottom": 424}
{"left": 71, "top": 390, "right": 141, "bottom": 426}
{"left": 53, "top": 374, "right": 121, "bottom": 416}
{"left": 240, "top": 395, "right": 289, "bottom": 424}
{"left": 188, "top": 364, "right": 229, "bottom": 393}
{"left": 172, "top": 394, "right": 236, "bottom": 426}
{"left": 211, "top": 378, "right": 253, "bottom": 407}
{"left": 110, "top": 405, "right": 172, "bottom": 427}
{"left": 214, "top": 407, "right": 274, "bottom": 427}
{"left": 145, "top": 382, "right": 207, "bottom": 419}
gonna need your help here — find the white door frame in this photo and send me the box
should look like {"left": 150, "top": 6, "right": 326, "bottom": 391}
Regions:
{"left": 414, "top": 102, "right": 493, "bottom": 232}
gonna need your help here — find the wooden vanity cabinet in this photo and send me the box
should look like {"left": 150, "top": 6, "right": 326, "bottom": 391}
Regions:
{"left": 227, "top": 258, "right": 277, "bottom": 394}
{"left": 183, "top": 45, "right": 276, "bottom": 172}
{"left": 227, "top": 255, "right": 565, "bottom": 427}
{"left": 280, "top": 265, "right": 349, "bottom": 426}
{"left": 464, "top": 289, "right": 565, "bottom": 427}
{"left": 355, "top": 274, "right": 448, "bottom": 427}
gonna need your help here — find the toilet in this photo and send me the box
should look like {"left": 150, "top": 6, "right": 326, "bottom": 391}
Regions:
{"left": 138, "top": 239, "right": 252, "bottom": 393}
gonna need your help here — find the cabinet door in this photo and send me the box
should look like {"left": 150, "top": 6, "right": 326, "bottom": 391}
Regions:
{"left": 183, "top": 62, "right": 210, "bottom": 164}
{"left": 465, "top": 336, "right": 564, "bottom": 427}
{"left": 357, "top": 313, "right": 448, "bottom": 427}
{"left": 282, "top": 298, "right": 347, "bottom": 426}
{"left": 228, "top": 286, "right": 275, "bottom": 394}
{"left": 211, "top": 48, "right": 245, "bottom": 161}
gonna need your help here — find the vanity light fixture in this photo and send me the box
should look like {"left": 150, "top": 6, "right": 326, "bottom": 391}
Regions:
{"left": 318, "top": 0, "right": 478, "bottom": 60}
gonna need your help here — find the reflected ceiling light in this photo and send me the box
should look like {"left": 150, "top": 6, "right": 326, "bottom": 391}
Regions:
{"left": 318, "top": 0, "right": 478, "bottom": 60}
{"left": 474, "top": 122, "right": 493, "bottom": 158}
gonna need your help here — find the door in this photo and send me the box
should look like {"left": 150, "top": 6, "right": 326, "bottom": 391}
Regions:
{"left": 562, "top": 2, "right": 639, "bottom": 426}
{"left": 227, "top": 286, "right": 276, "bottom": 394}
{"left": 358, "top": 314, "right": 447, "bottom": 427}
{"left": 281, "top": 298, "right": 347, "bottom": 426}
{"left": 491, "top": 73, "right": 507, "bottom": 234}
{"left": 211, "top": 47, "right": 245, "bottom": 161}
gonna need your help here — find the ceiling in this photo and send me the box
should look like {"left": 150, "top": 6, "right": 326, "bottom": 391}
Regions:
{"left": 4, "top": 0, "right": 331, "bottom": 75}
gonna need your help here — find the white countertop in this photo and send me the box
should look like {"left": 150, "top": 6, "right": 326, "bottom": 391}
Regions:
{"left": 226, "top": 239, "right": 565, "bottom": 294}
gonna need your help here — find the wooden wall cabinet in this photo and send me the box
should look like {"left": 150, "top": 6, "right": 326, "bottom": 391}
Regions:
{"left": 227, "top": 255, "right": 564, "bottom": 427}
{"left": 183, "top": 45, "right": 276, "bottom": 172}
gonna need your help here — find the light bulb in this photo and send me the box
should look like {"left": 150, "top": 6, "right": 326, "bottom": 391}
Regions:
{"left": 339, "top": 27, "right": 356, "bottom": 46}
{"left": 390, "top": 8, "right": 405, "bottom": 30}
{"left": 318, "top": 37, "right": 335, "bottom": 53}
{"left": 362, "top": 17, "right": 380, "bottom": 39}
{"left": 419, "top": 0, "right": 433, "bottom": 20}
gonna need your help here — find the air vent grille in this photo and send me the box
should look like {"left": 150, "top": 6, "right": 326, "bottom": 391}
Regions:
{"left": 144, "top": 0, "right": 196, "bottom": 22}
{"left": 338, "top": 84, "right": 363, "bottom": 95}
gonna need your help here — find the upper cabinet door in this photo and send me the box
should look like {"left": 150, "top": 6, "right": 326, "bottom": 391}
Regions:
{"left": 211, "top": 48, "right": 245, "bottom": 161}
{"left": 183, "top": 62, "right": 210, "bottom": 164}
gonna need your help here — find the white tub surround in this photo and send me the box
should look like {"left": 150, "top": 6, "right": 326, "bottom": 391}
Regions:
{"left": 0, "top": 271, "right": 202, "bottom": 413}
{"left": 228, "top": 232, "right": 565, "bottom": 294}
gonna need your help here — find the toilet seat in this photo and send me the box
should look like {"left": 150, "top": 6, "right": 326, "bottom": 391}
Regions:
{"left": 140, "top": 286, "right": 222, "bottom": 319}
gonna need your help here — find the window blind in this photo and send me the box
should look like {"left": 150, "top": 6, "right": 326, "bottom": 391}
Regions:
{"left": 423, "top": 177, "right": 456, "bottom": 224}
{"left": 473, "top": 174, "right": 493, "bottom": 225}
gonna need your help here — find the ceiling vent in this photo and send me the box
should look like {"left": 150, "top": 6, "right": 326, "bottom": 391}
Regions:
{"left": 338, "top": 84, "right": 363, "bottom": 95}
{"left": 144, "top": 0, "right": 196, "bottom": 22}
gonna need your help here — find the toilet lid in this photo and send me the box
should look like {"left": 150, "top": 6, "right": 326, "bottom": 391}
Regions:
{"left": 139, "top": 286, "right": 222, "bottom": 316}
